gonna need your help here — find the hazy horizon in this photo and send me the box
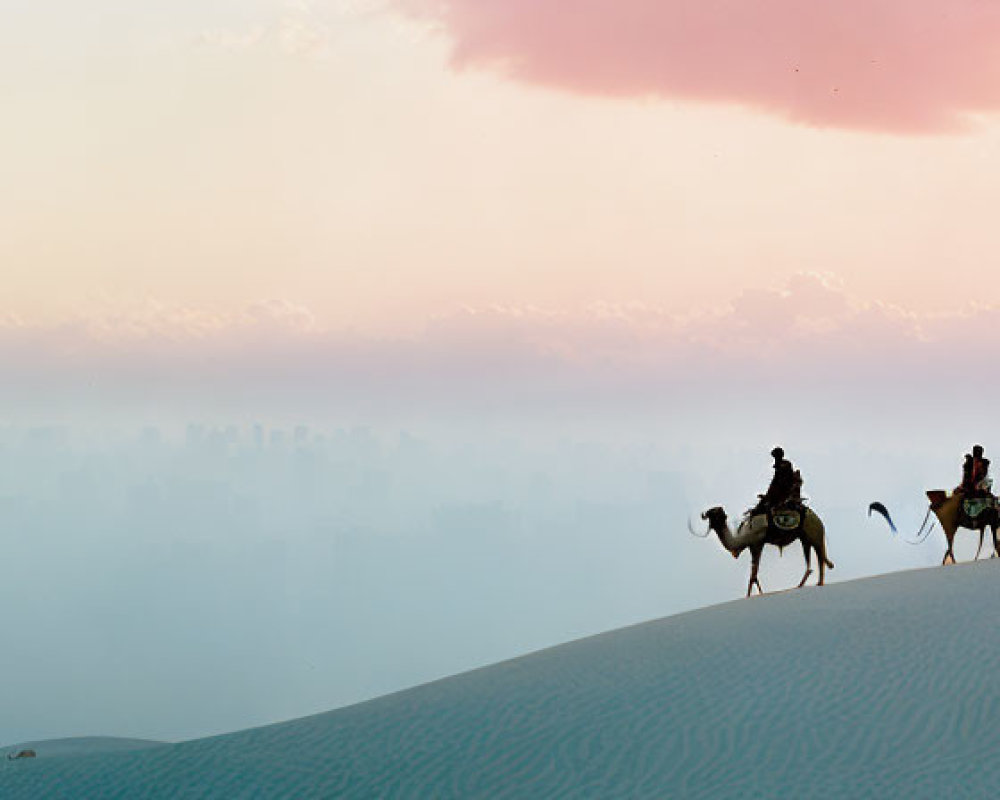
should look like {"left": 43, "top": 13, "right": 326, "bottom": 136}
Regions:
{"left": 0, "top": 414, "right": 973, "bottom": 745}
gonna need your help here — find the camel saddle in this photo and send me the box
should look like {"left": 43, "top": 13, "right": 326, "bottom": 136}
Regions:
{"left": 769, "top": 506, "right": 804, "bottom": 532}
{"left": 927, "top": 489, "right": 996, "bottom": 523}
{"left": 742, "top": 501, "right": 806, "bottom": 531}
{"left": 961, "top": 495, "right": 996, "bottom": 524}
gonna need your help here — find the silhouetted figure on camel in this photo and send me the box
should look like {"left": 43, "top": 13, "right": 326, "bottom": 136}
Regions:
{"left": 960, "top": 445, "right": 991, "bottom": 497}
{"left": 870, "top": 444, "right": 999, "bottom": 564}
{"left": 693, "top": 446, "right": 832, "bottom": 597}
{"left": 752, "top": 447, "right": 803, "bottom": 515}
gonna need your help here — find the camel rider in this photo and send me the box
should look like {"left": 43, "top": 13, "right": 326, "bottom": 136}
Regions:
{"left": 961, "top": 453, "right": 974, "bottom": 493}
{"left": 960, "top": 445, "right": 991, "bottom": 496}
{"left": 758, "top": 447, "right": 803, "bottom": 512}
{"left": 971, "top": 445, "right": 991, "bottom": 496}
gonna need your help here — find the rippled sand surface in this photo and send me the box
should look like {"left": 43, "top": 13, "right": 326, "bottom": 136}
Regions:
{"left": 4, "top": 561, "right": 999, "bottom": 798}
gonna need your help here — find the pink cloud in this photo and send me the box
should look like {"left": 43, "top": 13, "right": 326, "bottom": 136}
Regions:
{"left": 397, "top": 0, "right": 1000, "bottom": 132}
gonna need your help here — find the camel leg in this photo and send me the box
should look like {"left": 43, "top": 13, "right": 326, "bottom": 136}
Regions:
{"left": 797, "top": 540, "right": 813, "bottom": 588}
{"left": 993, "top": 525, "right": 1000, "bottom": 558}
{"left": 942, "top": 534, "right": 956, "bottom": 565}
{"left": 748, "top": 548, "right": 763, "bottom": 597}
{"left": 816, "top": 541, "right": 831, "bottom": 586}
{"left": 975, "top": 529, "right": 985, "bottom": 560}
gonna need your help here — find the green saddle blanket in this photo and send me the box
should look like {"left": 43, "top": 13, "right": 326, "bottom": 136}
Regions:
{"left": 962, "top": 497, "right": 995, "bottom": 520}
{"left": 770, "top": 509, "right": 802, "bottom": 531}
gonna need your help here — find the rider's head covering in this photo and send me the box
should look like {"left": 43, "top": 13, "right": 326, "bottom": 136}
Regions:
{"left": 771, "top": 446, "right": 784, "bottom": 460}
{"left": 974, "top": 445, "right": 984, "bottom": 457}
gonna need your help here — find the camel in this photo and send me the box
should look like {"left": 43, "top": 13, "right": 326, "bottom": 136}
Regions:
{"left": 870, "top": 492, "right": 1000, "bottom": 564}
{"left": 696, "top": 505, "right": 834, "bottom": 597}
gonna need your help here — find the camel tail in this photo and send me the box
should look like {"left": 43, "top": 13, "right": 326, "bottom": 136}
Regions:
{"left": 868, "top": 501, "right": 897, "bottom": 533}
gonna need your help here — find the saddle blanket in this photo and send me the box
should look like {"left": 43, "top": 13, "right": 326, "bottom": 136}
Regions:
{"left": 963, "top": 497, "right": 995, "bottom": 520}
{"left": 771, "top": 509, "right": 802, "bottom": 531}
{"left": 734, "top": 508, "right": 804, "bottom": 546}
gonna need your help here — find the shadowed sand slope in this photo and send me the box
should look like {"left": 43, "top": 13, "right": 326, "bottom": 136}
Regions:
{"left": 4, "top": 562, "right": 1000, "bottom": 798}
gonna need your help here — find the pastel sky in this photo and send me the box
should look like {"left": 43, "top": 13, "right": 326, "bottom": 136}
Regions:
{"left": 5, "top": 0, "right": 1000, "bottom": 407}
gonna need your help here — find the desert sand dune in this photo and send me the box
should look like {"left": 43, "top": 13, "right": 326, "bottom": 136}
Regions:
{"left": 4, "top": 561, "right": 1000, "bottom": 798}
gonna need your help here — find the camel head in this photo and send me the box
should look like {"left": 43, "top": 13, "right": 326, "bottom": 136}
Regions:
{"left": 701, "top": 506, "right": 727, "bottom": 530}
{"left": 701, "top": 506, "right": 741, "bottom": 558}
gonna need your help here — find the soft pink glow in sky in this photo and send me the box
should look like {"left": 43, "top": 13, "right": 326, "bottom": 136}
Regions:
{"left": 7, "top": 1, "right": 1000, "bottom": 347}
{"left": 401, "top": 0, "right": 1000, "bottom": 132}
{"left": 3, "top": 272, "right": 998, "bottom": 451}
{"left": 0, "top": 274, "right": 992, "bottom": 400}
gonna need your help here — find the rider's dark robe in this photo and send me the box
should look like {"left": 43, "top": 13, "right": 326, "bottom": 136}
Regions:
{"left": 763, "top": 459, "right": 797, "bottom": 508}
{"left": 961, "top": 455, "right": 991, "bottom": 497}
{"left": 973, "top": 457, "right": 990, "bottom": 490}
